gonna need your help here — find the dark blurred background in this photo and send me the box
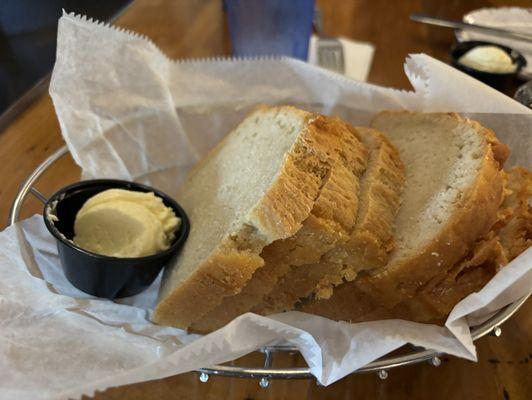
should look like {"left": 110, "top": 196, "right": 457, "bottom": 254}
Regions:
{"left": 0, "top": 0, "right": 132, "bottom": 119}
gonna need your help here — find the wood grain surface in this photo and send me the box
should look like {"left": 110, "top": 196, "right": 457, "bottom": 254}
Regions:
{"left": 0, "top": 1, "right": 530, "bottom": 399}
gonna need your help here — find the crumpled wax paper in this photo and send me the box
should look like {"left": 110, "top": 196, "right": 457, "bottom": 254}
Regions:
{"left": 0, "top": 12, "right": 530, "bottom": 400}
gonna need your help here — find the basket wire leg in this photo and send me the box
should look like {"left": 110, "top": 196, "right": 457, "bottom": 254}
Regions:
{"left": 377, "top": 370, "right": 388, "bottom": 380}
{"left": 259, "top": 349, "right": 273, "bottom": 388}
{"left": 198, "top": 372, "right": 209, "bottom": 383}
{"left": 430, "top": 356, "right": 442, "bottom": 367}
{"left": 8, "top": 144, "right": 530, "bottom": 383}
{"left": 491, "top": 326, "right": 502, "bottom": 337}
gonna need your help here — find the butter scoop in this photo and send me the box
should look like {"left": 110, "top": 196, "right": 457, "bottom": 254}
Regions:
{"left": 458, "top": 45, "right": 516, "bottom": 74}
{"left": 73, "top": 189, "right": 180, "bottom": 257}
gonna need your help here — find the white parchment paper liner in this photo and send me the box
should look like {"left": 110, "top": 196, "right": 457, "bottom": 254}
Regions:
{"left": 0, "top": 13, "right": 530, "bottom": 400}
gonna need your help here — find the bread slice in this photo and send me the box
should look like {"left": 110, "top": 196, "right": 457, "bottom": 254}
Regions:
{"left": 497, "top": 167, "right": 532, "bottom": 260}
{"left": 153, "top": 106, "right": 349, "bottom": 328}
{"left": 254, "top": 127, "right": 405, "bottom": 315}
{"left": 397, "top": 166, "right": 531, "bottom": 322}
{"left": 188, "top": 118, "right": 368, "bottom": 332}
{"left": 352, "top": 112, "right": 508, "bottom": 309}
{"left": 300, "top": 112, "right": 509, "bottom": 322}
{"left": 298, "top": 233, "right": 508, "bottom": 323}
{"left": 396, "top": 233, "right": 508, "bottom": 322}
{"left": 315, "top": 127, "right": 406, "bottom": 296}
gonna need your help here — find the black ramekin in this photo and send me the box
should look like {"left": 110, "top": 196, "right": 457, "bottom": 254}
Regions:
{"left": 43, "top": 179, "right": 189, "bottom": 299}
{"left": 450, "top": 40, "right": 527, "bottom": 92}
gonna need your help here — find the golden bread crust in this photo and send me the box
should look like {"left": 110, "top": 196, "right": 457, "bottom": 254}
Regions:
{"left": 188, "top": 117, "right": 367, "bottom": 332}
{"left": 254, "top": 128, "right": 404, "bottom": 315}
{"left": 154, "top": 106, "right": 341, "bottom": 328}
{"left": 354, "top": 117, "right": 507, "bottom": 309}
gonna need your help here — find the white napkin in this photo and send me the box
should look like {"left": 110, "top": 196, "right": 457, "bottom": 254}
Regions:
{"left": 308, "top": 35, "right": 375, "bottom": 81}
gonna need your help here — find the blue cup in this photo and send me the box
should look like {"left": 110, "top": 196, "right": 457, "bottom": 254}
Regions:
{"left": 225, "top": 0, "right": 315, "bottom": 60}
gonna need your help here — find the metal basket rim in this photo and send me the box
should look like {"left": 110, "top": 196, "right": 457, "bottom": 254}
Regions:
{"left": 9, "top": 145, "right": 530, "bottom": 380}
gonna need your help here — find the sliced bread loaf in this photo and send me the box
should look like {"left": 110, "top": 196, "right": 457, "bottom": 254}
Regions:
{"left": 299, "top": 166, "right": 529, "bottom": 325}
{"left": 300, "top": 112, "right": 509, "bottom": 322}
{"left": 253, "top": 127, "right": 404, "bottom": 315}
{"left": 188, "top": 117, "right": 368, "bottom": 332}
{"left": 153, "top": 106, "right": 347, "bottom": 328}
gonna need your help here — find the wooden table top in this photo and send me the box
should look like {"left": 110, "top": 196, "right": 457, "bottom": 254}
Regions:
{"left": 0, "top": 0, "right": 530, "bottom": 399}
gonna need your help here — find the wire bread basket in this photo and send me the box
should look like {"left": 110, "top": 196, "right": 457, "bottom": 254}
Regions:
{"left": 9, "top": 145, "right": 530, "bottom": 388}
